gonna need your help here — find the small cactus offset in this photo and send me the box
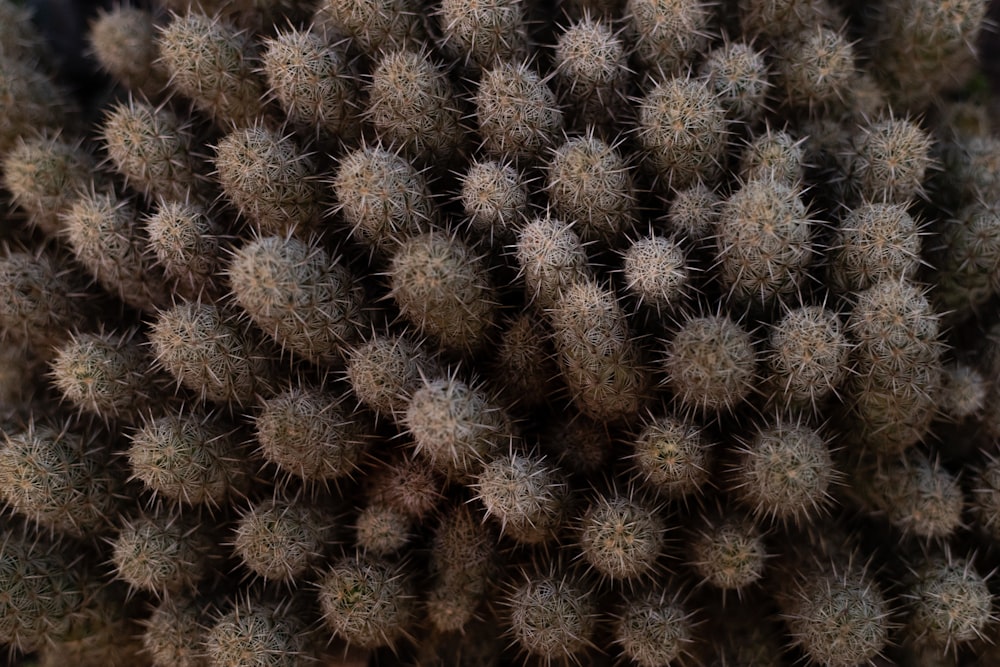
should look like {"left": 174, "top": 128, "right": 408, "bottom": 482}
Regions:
{"left": 2, "top": 1, "right": 1000, "bottom": 665}
{"left": 213, "top": 123, "right": 322, "bottom": 234}
{"left": 102, "top": 98, "right": 207, "bottom": 203}
{"left": 156, "top": 11, "right": 265, "bottom": 127}
{"left": 227, "top": 233, "right": 367, "bottom": 365}
{"left": 254, "top": 384, "right": 372, "bottom": 482}
{"left": 365, "top": 49, "right": 465, "bottom": 164}
{"left": 127, "top": 409, "right": 254, "bottom": 506}
{"left": 388, "top": 231, "right": 499, "bottom": 353}
{"left": 89, "top": 6, "right": 170, "bottom": 99}
{"left": 2, "top": 134, "right": 100, "bottom": 237}
{"left": 261, "top": 27, "right": 362, "bottom": 145}
{"left": 474, "top": 61, "right": 564, "bottom": 164}
{"left": 149, "top": 301, "right": 277, "bottom": 406}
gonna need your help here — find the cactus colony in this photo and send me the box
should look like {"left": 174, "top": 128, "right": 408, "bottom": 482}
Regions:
{"left": 0, "top": 0, "right": 999, "bottom": 665}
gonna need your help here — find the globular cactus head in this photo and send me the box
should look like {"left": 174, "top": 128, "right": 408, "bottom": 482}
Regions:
{"left": 474, "top": 61, "right": 563, "bottom": 164}
{"left": 504, "top": 566, "right": 599, "bottom": 663}
{"left": 317, "top": 556, "right": 419, "bottom": 649}
{"left": 661, "top": 313, "right": 757, "bottom": 414}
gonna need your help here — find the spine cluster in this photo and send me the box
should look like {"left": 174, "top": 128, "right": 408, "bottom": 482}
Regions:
{"left": 0, "top": 0, "right": 998, "bottom": 665}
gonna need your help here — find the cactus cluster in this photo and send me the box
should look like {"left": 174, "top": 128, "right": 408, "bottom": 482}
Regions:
{"left": 1, "top": 0, "right": 1000, "bottom": 665}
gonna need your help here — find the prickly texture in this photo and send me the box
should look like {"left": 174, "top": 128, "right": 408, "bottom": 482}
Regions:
{"left": 459, "top": 159, "right": 529, "bottom": 242}
{"left": 0, "top": 250, "right": 89, "bottom": 351}
{"left": 850, "top": 449, "right": 963, "bottom": 539}
{"left": 774, "top": 27, "right": 856, "bottom": 110}
{"left": 388, "top": 231, "right": 498, "bottom": 353}
{"left": 766, "top": 305, "right": 850, "bottom": 410}
{"left": 127, "top": 410, "right": 252, "bottom": 506}
{"left": 404, "top": 373, "right": 514, "bottom": 481}
{"left": 473, "top": 449, "right": 570, "bottom": 544}
{"left": 687, "top": 508, "right": 766, "bottom": 591}
{"left": 214, "top": 124, "right": 322, "bottom": 235}
{"left": 546, "top": 134, "right": 636, "bottom": 243}
{"left": 233, "top": 497, "right": 332, "bottom": 582}
{"left": 902, "top": 555, "right": 993, "bottom": 651}
{"left": 668, "top": 182, "right": 720, "bottom": 242}
{"left": 156, "top": 12, "right": 265, "bottom": 127}
{"left": 255, "top": 386, "right": 370, "bottom": 482}
{"left": 578, "top": 492, "right": 667, "bottom": 581}
{"left": 553, "top": 17, "right": 628, "bottom": 131}
{"left": 662, "top": 314, "right": 757, "bottom": 414}
{"left": 144, "top": 200, "right": 225, "bottom": 299}
{"left": 937, "top": 362, "right": 987, "bottom": 420}
{"left": 149, "top": 301, "right": 276, "bottom": 406}
{"left": 505, "top": 568, "right": 599, "bottom": 663}
{"left": 614, "top": 589, "right": 696, "bottom": 667}
{"left": 50, "top": 330, "right": 168, "bottom": 423}
{"left": 776, "top": 562, "right": 891, "bottom": 667}
{"left": 936, "top": 135, "right": 1000, "bottom": 208}
{"left": 314, "top": 0, "right": 427, "bottom": 56}
{"left": 971, "top": 455, "right": 1000, "bottom": 542}
{"left": 847, "top": 273, "right": 940, "bottom": 364}
{"left": 701, "top": 41, "right": 770, "bottom": 121}
{"left": 548, "top": 280, "right": 651, "bottom": 422}
{"left": 0, "top": 0, "right": 45, "bottom": 62}
{"left": 61, "top": 189, "right": 171, "bottom": 312}
{"left": 102, "top": 99, "right": 205, "bottom": 203}
{"left": 365, "top": 454, "right": 443, "bottom": 520}
{"left": 142, "top": 596, "right": 210, "bottom": 667}
{"left": 830, "top": 202, "right": 921, "bottom": 293}
{"left": 490, "top": 312, "right": 561, "bottom": 410}
{"left": 436, "top": 0, "right": 527, "bottom": 68}
{"left": 737, "top": 0, "right": 830, "bottom": 40}
{"left": 474, "top": 61, "right": 563, "bottom": 164}
{"left": 0, "top": 532, "right": 90, "bottom": 652}
{"left": 515, "top": 215, "right": 592, "bottom": 308}
{"left": 637, "top": 76, "right": 728, "bottom": 190}
{"left": 112, "top": 511, "right": 213, "bottom": 595}
{"left": 317, "top": 556, "right": 418, "bottom": 649}
{"left": 0, "top": 423, "right": 122, "bottom": 537}
{"left": 346, "top": 334, "right": 437, "bottom": 418}
{"left": 355, "top": 502, "right": 413, "bottom": 555}
{"left": 866, "top": 0, "right": 988, "bottom": 110}
{"left": 739, "top": 128, "right": 803, "bottom": 186}
{"left": 228, "top": 235, "right": 366, "bottom": 365}
{"left": 366, "top": 49, "right": 464, "bottom": 163}
{"left": 2, "top": 134, "right": 99, "bottom": 238}
{"left": 622, "top": 234, "right": 690, "bottom": 313}
{"left": 89, "top": 6, "right": 169, "bottom": 99}
{"left": 333, "top": 145, "right": 434, "bottom": 252}
{"left": 163, "top": 0, "right": 316, "bottom": 33}
{"left": 931, "top": 201, "right": 1000, "bottom": 317}
{"left": 630, "top": 413, "right": 714, "bottom": 500}
{"left": 261, "top": 27, "right": 362, "bottom": 144}
{"left": 0, "top": 54, "right": 72, "bottom": 156}
{"left": 730, "top": 419, "right": 835, "bottom": 525}
{"left": 843, "top": 280, "right": 942, "bottom": 454}
{"left": 204, "top": 597, "right": 315, "bottom": 667}
{"left": 426, "top": 504, "right": 496, "bottom": 633}
{"left": 627, "top": 0, "right": 711, "bottom": 75}
{"left": 848, "top": 116, "right": 932, "bottom": 205}
{"left": 715, "top": 177, "right": 813, "bottom": 307}
{"left": 844, "top": 356, "right": 942, "bottom": 457}
{"left": 352, "top": 505, "right": 410, "bottom": 556}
